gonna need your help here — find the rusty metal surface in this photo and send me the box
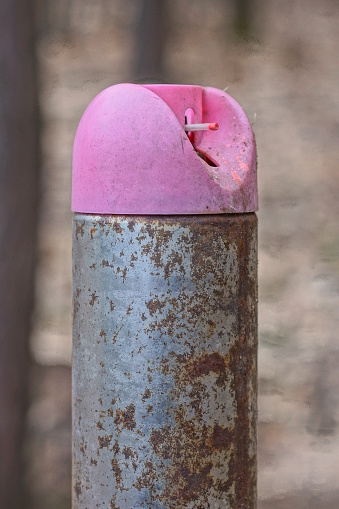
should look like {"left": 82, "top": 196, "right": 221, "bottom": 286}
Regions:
{"left": 72, "top": 214, "right": 257, "bottom": 508}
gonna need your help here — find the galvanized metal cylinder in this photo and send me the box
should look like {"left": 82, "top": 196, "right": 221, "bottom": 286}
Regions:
{"left": 72, "top": 213, "right": 257, "bottom": 509}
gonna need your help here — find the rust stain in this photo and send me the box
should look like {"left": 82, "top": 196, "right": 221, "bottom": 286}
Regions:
{"left": 110, "top": 495, "right": 120, "bottom": 509}
{"left": 114, "top": 404, "right": 136, "bottom": 431}
{"left": 79, "top": 437, "right": 86, "bottom": 455}
{"left": 99, "top": 328, "right": 107, "bottom": 343}
{"left": 112, "top": 325, "right": 123, "bottom": 344}
{"left": 122, "top": 267, "right": 127, "bottom": 281}
{"left": 141, "top": 388, "right": 152, "bottom": 402}
{"left": 145, "top": 215, "right": 257, "bottom": 506}
{"left": 164, "top": 250, "right": 185, "bottom": 280}
{"left": 186, "top": 352, "right": 226, "bottom": 379}
{"left": 146, "top": 297, "right": 166, "bottom": 316}
{"left": 90, "top": 227, "right": 97, "bottom": 239}
{"left": 212, "top": 423, "right": 234, "bottom": 449}
{"left": 73, "top": 288, "right": 81, "bottom": 318}
{"left": 113, "top": 440, "right": 120, "bottom": 455}
{"left": 75, "top": 219, "right": 85, "bottom": 239}
{"left": 149, "top": 406, "right": 236, "bottom": 504}
{"left": 89, "top": 291, "right": 98, "bottom": 306}
{"left": 116, "top": 266, "right": 128, "bottom": 281}
{"left": 98, "top": 434, "right": 113, "bottom": 449}
{"left": 113, "top": 222, "right": 123, "bottom": 234}
{"left": 122, "top": 446, "right": 137, "bottom": 460}
{"left": 228, "top": 217, "right": 258, "bottom": 508}
{"left": 74, "top": 480, "right": 82, "bottom": 499}
{"left": 111, "top": 458, "right": 122, "bottom": 485}
{"left": 127, "top": 220, "right": 136, "bottom": 232}
{"left": 135, "top": 460, "right": 157, "bottom": 498}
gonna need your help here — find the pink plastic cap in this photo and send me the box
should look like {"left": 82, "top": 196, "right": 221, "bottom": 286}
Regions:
{"left": 72, "top": 84, "right": 257, "bottom": 214}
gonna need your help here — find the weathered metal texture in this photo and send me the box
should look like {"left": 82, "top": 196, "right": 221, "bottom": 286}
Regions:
{"left": 72, "top": 213, "right": 257, "bottom": 509}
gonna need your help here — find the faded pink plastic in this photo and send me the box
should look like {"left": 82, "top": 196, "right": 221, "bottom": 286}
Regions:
{"left": 72, "top": 83, "right": 257, "bottom": 214}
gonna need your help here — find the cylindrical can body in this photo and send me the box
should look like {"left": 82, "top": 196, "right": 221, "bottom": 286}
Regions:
{"left": 72, "top": 214, "right": 257, "bottom": 509}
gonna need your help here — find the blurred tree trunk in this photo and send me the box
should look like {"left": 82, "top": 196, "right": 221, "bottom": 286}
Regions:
{"left": 234, "top": 0, "right": 252, "bottom": 39}
{"left": 134, "top": 0, "right": 167, "bottom": 82}
{"left": 0, "top": 1, "right": 40, "bottom": 508}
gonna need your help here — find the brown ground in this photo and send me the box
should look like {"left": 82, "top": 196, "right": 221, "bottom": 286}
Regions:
{"left": 27, "top": 1, "right": 339, "bottom": 507}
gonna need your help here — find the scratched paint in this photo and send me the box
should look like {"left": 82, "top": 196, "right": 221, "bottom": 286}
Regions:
{"left": 72, "top": 214, "right": 257, "bottom": 509}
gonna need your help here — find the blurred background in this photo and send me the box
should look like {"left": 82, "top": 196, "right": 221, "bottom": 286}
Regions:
{"left": 1, "top": 0, "right": 339, "bottom": 508}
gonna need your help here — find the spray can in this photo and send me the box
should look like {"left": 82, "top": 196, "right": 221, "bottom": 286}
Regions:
{"left": 72, "top": 84, "right": 258, "bottom": 509}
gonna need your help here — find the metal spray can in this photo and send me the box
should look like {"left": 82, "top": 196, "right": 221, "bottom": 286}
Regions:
{"left": 72, "top": 84, "right": 258, "bottom": 508}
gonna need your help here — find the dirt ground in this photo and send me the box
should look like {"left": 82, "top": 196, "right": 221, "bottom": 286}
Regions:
{"left": 27, "top": 1, "right": 339, "bottom": 507}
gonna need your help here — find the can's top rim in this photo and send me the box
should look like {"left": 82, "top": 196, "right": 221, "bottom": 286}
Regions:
{"left": 72, "top": 83, "right": 257, "bottom": 215}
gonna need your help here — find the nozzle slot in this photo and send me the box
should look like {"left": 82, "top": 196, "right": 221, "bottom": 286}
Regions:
{"left": 185, "top": 107, "right": 219, "bottom": 167}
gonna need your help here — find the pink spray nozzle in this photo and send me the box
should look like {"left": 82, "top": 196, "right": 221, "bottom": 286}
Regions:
{"left": 72, "top": 83, "right": 257, "bottom": 215}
